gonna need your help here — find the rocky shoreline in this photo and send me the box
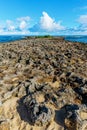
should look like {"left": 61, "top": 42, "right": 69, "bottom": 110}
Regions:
{"left": 0, "top": 37, "right": 87, "bottom": 130}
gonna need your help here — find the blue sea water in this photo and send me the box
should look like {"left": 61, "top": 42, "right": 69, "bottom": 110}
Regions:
{"left": 0, "top": 35, "right": 87, "bottom": 43}
{"left": 0, "top": 35, "right": 25, "bottom": 43}
{"left": 65, "top": 35, "right": 87, "bottom": 43}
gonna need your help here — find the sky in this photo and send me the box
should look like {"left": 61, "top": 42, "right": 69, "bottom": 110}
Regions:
{"left": 0, "top": 0, "right": 87, "bottom": 35}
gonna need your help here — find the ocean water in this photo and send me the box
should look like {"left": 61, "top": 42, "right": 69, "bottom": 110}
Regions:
{"left": 0, "top": 35, "right": 25, "bottom": 43}
{"left": 65, "top": 35, "right": 87, "bottom": 43}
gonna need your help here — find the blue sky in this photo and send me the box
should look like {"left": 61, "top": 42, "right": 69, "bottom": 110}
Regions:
{"left": 0, "top": 0, "right": 87, "bottom": 35}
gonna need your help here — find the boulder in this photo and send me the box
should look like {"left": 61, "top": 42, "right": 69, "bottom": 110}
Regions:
{"left": 64, "top": 104, "right": 87, "bottom": 130}
{"left": 23, "top": 96, "right": 53, "bottom": 126}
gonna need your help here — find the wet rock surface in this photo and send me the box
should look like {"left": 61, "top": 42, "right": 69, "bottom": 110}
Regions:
{"left": 0, "top": 37, "right": 87, "bottom": 130}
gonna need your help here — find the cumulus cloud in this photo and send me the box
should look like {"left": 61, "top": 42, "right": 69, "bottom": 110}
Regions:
{"left": 0, "top": 16, "right": 31, "bottom": 35}
{"left": 1, "top": 12, "right": 87, "bottom": 35}
{"left": 3, "top": 12, "right": 87, "bottom": 35}
{"left": 17, "top": 16, "right": 30, "bottom": 31}
{"left": 0, "top": 13, "right": 66, "bottom": 34}
{"left": 62, "top": 14, "right": 87, "bottom": 35}
{"left": 17, "top": 16, "right": 30, "bottom": 21}
{"left": 72, "top": 14, "right": 87, "bottom": 34}
{"left": 19, "top": 21, "right": 27, "bottom": 30}
{"left": 6, "top": 20, "right": 15, "bottom": 31}
{"left": 8, "top": 25, "right": 15, "bottom": 31}
{"left": 78, "top": 15, "right": 87, "bottom": 24}
{"left": 0, "top": 28, "right": 4, "bottom": 33}
{"left": 65, "top": 25, "right": 87, "bottom": 35}
{"left": 40, "top": 12, "right": 64, "bottom": 32}
{"left": 30, "top": 11, "right": 65, "bottom": 32}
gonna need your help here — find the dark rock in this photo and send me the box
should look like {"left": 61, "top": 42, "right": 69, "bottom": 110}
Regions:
{"left": 26, "top": 59, "right": 30, "bottom": 65}
{"left": 64, "top": 104, "right": 87, "bottom": 130}
{"left": 18, "top": 56, "right": 22, "bottom": 63}
{"left": 35, "top": 84, "right": 44, "bottom": 91}
{"left": 66, "top": 72, "right": 71, "bottom": 77}
{"left": 73, "top": 84, "right": 87, "bottom": 105}
{"left": 23, "top": 96, "right": 53, "bottom": 126}
{"left": 64, "top": 51, "right": 72, "bottom": 58}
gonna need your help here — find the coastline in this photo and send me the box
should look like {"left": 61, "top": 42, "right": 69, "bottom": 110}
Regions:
{"left": 0, "top": 37, "right": 87, "bottom": 130}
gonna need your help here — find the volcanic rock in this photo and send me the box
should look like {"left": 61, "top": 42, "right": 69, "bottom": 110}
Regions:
{"left": 23, "top": 96, "right": 53, "bottom": 126}
{"left": 0, "top": 37, "right": 87, "bottom": 130}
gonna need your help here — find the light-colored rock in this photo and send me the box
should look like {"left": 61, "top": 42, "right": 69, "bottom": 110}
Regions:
{"left": 80, "top": 111, "right": 87, "bottom": 120}
{"left": 0, "top": 123, "right": 10, "bottom": 130}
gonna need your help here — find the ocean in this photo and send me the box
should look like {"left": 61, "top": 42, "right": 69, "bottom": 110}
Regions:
{"left": 0, "top": 35, "right": 87, "bottom": 43}
{"left": 0, "top": 35, "right": 25, "bottom": 43}
{"left": 65, "top": 35, "right": 87, "bottom": 43}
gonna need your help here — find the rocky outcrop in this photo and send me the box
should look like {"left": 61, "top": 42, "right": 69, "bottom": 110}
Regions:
{"left": 0, "top": 37, "right": 87, "bottom": 130}
{"left": 64, "top": 104, "right": 87, "bottom": 130}
{"left": 23, "top": 96, "right": 53, "bottom": 126}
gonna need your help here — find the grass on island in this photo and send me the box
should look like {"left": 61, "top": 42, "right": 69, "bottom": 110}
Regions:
{"left": 35, "top": 35, "right": 53, "bottom": 38}
{"left": 26, "top": 35, "right": 53, "bottom": 39}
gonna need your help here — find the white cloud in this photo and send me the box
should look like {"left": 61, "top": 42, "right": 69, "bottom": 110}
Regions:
{"left": 40, "top": 12, "right": 65, "bottom": 32}
{"left": 78, "top": 15, "right": 87, "bottom": 24}
{"left": 6, "top": 20, "right": 15, "bottom": 31}
{"left": 0, "top": 28, "right": 4, "bottom": 33}
{"left": 3, "top": 13, "right": 86, "bottom": 35}
{"left": 6, "top": 20, "right": 13, "bottom": 25}
{"left": 17, "top": 16, "right": 30, "bottom": 31}
{"left": 0, "top": 30, "right": 30, "bottom": 35}
{"left": 17, "top": 16, "right": 30, "bottom": 21}
{"left": 19, "top": 21, "right": 27, "bottom": 30}
{"left": 74, "top": 14, "right": 87, "bottom": 34}
{"left": 8, "top": 25, "right": 15, "bottom": 31}
{"left": 0, "top": 16, "right": 31, "bottom": 34}
{"left": 2, "top": 12, "right": 87, "bottom": 35}
{"left": 0, "top": 13, "right": 65, "bottom": 34}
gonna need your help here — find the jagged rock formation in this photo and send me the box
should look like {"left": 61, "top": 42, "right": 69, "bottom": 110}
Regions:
{"left": 23, "top": 96, "right": 53, "bottom": 126}
{"left": 64, "top": 104, "right": 87, "bottom": 130}
{"left": 0, "top": 37, "right": 87, "bottom": 130}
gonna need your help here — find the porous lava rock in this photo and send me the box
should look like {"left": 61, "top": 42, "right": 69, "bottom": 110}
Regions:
{"left": 23, "top": 95, "right": 53, "bottom": 126}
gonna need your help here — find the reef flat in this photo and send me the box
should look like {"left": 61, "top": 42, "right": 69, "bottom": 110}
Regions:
{"left": 0, "top": 37, "right": 87, "bottom": 130}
